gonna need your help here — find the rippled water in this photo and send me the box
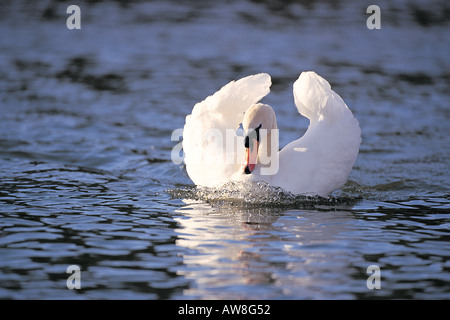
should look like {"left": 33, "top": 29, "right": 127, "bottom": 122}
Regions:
{"left": 1, "top": 0, "right": 449, "bottom": 299}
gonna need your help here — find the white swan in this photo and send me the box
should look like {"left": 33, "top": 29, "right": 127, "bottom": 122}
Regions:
{"left": 182, "top": 71, "right": 361, "bottom": 196}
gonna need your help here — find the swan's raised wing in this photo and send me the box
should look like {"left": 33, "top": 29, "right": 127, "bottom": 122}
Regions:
{"left": 183, "top": 74, "right": 271, "bottom": 187}
{"left": 274, "top": 71, "right": 361, "bottom": 196}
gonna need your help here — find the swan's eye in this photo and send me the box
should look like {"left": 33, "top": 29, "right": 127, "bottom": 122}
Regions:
{"left": 255, "top": 124, "right": 262, "bottom": 142}
{"left": 244, "top": 124, "right": 262, "bottom": 149}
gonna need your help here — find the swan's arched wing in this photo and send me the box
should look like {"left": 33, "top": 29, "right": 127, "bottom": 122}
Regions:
{"left": 293, "top": 71, "right": 349, "bottom": 123}
{"left": 275, "top": 71, "right": 361, "bottom": 196}
{"left": 183, "top": 74, "right": 271, "bottom": 187}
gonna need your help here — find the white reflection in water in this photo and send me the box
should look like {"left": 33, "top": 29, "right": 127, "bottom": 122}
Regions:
{"left": 174, "top": 200, "right": 360, "bottom": 299}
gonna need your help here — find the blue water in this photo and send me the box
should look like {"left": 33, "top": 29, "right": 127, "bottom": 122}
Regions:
{"left": 0, "top": 0, "right": 449, "bottom": 299}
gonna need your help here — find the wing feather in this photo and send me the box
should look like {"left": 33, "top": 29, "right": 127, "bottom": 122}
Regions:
{"left": 274, "top": 72, "right": 361, "bottom": 195}
{"left": 183, "top": 74, "right": 271, "bottom": 186}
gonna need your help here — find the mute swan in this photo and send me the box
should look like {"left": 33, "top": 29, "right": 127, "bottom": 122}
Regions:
{"left": 182, "top": 71, "right": 361, "bottom": 196}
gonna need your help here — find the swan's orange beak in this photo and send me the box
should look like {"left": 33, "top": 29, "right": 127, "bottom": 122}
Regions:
{"left": 243, "top": 138, "right": 259, "bottom": 174}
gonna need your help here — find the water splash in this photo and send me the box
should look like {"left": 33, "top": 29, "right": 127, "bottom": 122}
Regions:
{"left": 167, "top": 181, "right": 361, "bottom": 208}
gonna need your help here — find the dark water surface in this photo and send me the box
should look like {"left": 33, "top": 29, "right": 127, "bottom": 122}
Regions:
{"left": 1, "top": 0, "right": 449, "bottom": 299}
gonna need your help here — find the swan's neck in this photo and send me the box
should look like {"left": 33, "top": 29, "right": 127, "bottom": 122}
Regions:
{"left": 257, "top": 119, "right": 279, "bottom": 175}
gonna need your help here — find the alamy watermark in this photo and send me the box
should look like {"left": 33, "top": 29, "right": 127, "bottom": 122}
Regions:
{"left": 64, "top": 264, "right": 381, "bottom": 291}
{"left": 66, "top": 265, "right": 81, "bottom": 289}
{"left": 66, "top": 5, "right": 81, "bottom": 30}
{"left": 366, "top": 5, "right": 381, "bottom": 29}
{"left": 65, "top": 4, "right": 381, "bottom": 31}
{"left": 366, "top": 265, "right": 381, "bottom": 289}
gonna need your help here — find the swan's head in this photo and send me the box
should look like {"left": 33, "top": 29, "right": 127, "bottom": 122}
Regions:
{"left": 242, "top": 103, "right": 277, "bottom": 174}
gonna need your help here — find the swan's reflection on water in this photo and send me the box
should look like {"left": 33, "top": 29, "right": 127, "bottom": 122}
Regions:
{"left": 173, "top": 200, "right": 362, "bottom": 299}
